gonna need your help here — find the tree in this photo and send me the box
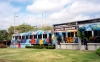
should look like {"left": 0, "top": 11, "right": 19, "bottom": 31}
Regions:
{"left": 77, "top": 28, "right": 85, "bottom": 40}
{"left": 8, "top": 23, "right": 34, "bottom": 34}
{"left": 8, "top": 24, "right": 35, "bottom": 40}
{"left": 77, "top": 28, "right": 88, "bottom": 42}
{"left": 8, "top": 24, "right": 52, "bottom": 41}
{"left": 16, "top": 23, "right": 34, "bottom": 33}
{"left": 8, "top": 26, "right": 14, "bottom": 35}
{"left": 40, "top": 26, "right": 53, "bottom": 31}
{"left": 0, "top": 30, "right": 9, "bottom": 40}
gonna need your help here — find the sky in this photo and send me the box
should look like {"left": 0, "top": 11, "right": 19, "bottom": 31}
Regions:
{"left": 0, "top": 0, "right": 100, "bottom": 30}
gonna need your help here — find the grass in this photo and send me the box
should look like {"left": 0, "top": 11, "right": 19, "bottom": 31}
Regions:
{"left": 0, "top": 48, "right": 100, "bottom": 62}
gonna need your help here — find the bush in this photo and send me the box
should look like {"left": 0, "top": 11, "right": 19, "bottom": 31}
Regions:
{"left": 96, "top": 47, "right": 100, "bottom": 56}
{"left": 25, "top": 46, "right": 33, "bottom": 48}
{"left": 0, "top": 44, "right": 7, "bottom": 48}
{"left": 26, "top": 45, "right": 44, "bottom": 49}
{"left": 33, "top": 45, "right": 44, "bottom": 49}
{"left": 26, "top": 45, "right": 55, "bottom": 49}
{"left": 46, "top": 46, "right": 55, "bottom": 49}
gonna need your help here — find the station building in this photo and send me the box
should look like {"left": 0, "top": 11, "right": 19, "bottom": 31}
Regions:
{"left": 53, "top": 18, "right": 100, "bottom": 50}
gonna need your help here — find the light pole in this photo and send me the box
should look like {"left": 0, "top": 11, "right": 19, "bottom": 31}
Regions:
{"left": 14, "top": 15, "right": 18, "bottom": 48}
{"left": 14, "top": 15, "right": 18, "bottom": 34}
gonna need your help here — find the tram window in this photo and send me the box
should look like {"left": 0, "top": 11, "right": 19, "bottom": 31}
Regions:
{"left": 98, "top": 30, "right": 100, "bottom": 36}
{"left": 88, "top": 31, "right": 92, "bottom": 37}
{"left": 54, "top": 32, "right": 58, "bottom": 36}
{"left": 49, "top": 34, "right": 51, "bottom": 38}
{"left": 75, "top": 32, "right": 77, "bottom": 37}
{"left": 13, "top": 36, "right": 14, "bottom": 38}
{"left": 30, "top": 35, "right": 33, "bottom": 39}
{"left": 26, "top": 35, "right": 28, "bottom": 39}
{"left": 62, "top": 32, "right": 66, "bottom": 42}
{"left": 68, "top": 32, "right": 74, "bottom": 37}
{"left": 84, "top": 31, "right": 92, "bottom": 37}
{"left": 38, "top": 34, "right": 42, "bottom": 39}
{"left": 70, "top": 32, "right": 74, "bottom": 37}
{"left": 94, "top": 30, "right": 98, "bottom": 36}
{"left": 43, "top": 34, "right": 47, "bottom": 38}
{"left": 68, "top": 32, "right": 70, "bottom": 37}
{"left": 34, "top": 35, "right": 37, "bottom": 39}
{"left": 15, "top": 36, "right": 18, "bottom": 40}
{"left": 19, "top": 36, "right": 21, "bottom": 39}
{"left": 62, "top": 32, "right": 66, "bottom": 37}
{"left": 22, "top": 36, "right": 25, "bottom": 39}
{"left": 94, "top": 30, "right": 100, "bottom": 36}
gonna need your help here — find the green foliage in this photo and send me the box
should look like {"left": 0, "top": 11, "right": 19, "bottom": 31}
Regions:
{"left": 40, "top": 26, "right": 53, "bottom": 30}
{"left": 7, "top": 24, "right": 35, "bottom": 41}
{"left": 77, "top": 28, "right": 88, "bottom": 41}
{"left": 8, "top": 24, "right": 52, "bottom": 34}
{"left": 0, "top": 30, "right": 10, "bottom": 40}
{"left": 26, "top": 45, "right": 44, "bottom": 49}
{"left": 96, "top": 47, "right": 100, "bottom": 56}
{"left": 0, "top": 44, "right": 7, "bottom": 48}
{"left": 16, "top": 23, "right": 34, "bottom": 33}
{"left": 78, "top": 32, "right": 84, "bottom": 40}
{"left": 8, "top": 26, "right": 14, "bottom": 34}
{"left": 45, "top": 46, "right": 55, "bottom": 49}
{"left": 7, "top": 34, "right": 12, "bottom": 40}
{"left": 25, "top": 45, "right": 55, "bottom": 49}
{"left": 7, "top": 24, "right": 52, "bottom": 41}
{"left": 8, "top": 23, "right": 34, "bottom": 34}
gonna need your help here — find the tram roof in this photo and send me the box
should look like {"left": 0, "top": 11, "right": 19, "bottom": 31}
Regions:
{"left": 13, "top": 30, "right": 52, "bottom": 36}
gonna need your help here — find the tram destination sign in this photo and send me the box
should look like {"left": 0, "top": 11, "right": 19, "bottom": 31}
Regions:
{"left": 54, "top": 26, "right": 76, "bottom": 31}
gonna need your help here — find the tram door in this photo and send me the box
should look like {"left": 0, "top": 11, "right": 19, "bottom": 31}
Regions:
{"left": 49, "top": 34, "right": 52, "bottom": 45}
{"left": 62, "top": 32, "right": 66, "bottom": 43}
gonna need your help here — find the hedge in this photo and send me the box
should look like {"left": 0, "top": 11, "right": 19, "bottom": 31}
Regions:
{"left": 0, "top": 44, "right": 7, "bottom": 48}
{"left": 45, "top": 46, "right": 55, "bottom": 49}
{"left": 96, "top": 47, "right": 100, "bottom": 56}
{"left": 25, "top": 45, "right": 55, "bottom": 49}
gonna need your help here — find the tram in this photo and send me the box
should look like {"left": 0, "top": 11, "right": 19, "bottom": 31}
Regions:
{"left": 79, "top": 23, "right": 100, "bottom": 43}
{"left": 10, "top": 30, "right": 55, "bottom": 48}
{"left": 53, "top": 25, "right": 78, "bottom": 45}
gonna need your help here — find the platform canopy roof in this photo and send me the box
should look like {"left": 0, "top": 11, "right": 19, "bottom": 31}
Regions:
{"left": 53, "top": 18, "right": 100, "bottom": 26}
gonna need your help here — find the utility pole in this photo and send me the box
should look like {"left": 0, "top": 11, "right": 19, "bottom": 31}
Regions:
{"left": 14, "top": 14, "right": 18, "bottom": 48}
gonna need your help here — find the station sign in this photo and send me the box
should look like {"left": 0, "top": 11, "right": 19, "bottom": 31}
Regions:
{"left": 64, "top": 27, "right": 76, "bottom": 30}
{"left": 54, "top": 28, "right": 64, "bottom": 31}
{"left": 54, "top": 26, "right": 76, "bottom": 31}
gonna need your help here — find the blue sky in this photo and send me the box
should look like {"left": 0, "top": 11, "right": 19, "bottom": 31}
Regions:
{"left": 0, "top": 0, "right": 100, "bottom": 30}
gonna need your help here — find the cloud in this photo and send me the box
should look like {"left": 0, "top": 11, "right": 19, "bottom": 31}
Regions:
{"left": 26, "top": 0, "right": 100, "bottom": 24}
{"left": 26, "top": 0, "right": 73, "bottom": 13}
{"left": 48, "top": 0, "right": 100, "bottom": 23}
{"left": 0, "top": 0, "right": 100, "bottom": 30}
{"left": 4, "top": 0, "right": 32, "bottom": 3}
{"left": 67, "top": 1, "right": 100, "bottom": 15}
{"left": 0, "top": 2, "right": 19, "bottom": 14}
{"left": 0, "top": 1, "right": 20, "bottom": 30}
